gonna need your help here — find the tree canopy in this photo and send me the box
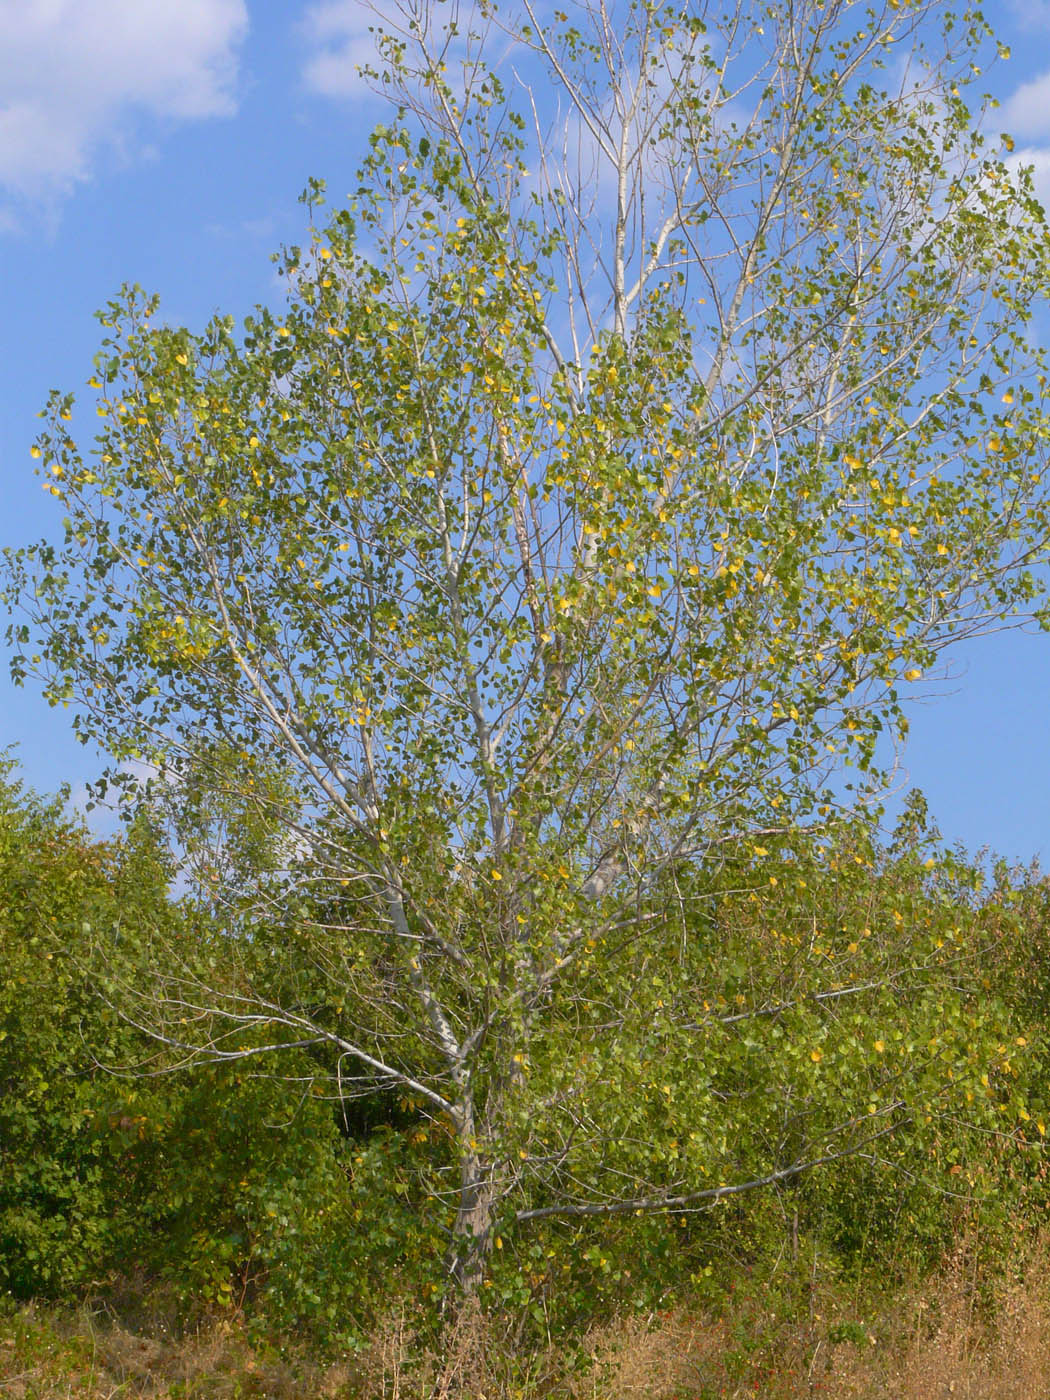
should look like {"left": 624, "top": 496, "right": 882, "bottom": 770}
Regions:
{"left": 7, "top": 0, "right": 1050, "bottom": 1294}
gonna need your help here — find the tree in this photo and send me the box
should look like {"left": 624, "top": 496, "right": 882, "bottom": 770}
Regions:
{"left": 7, "top": 0, "right": 1050, "bottom": 1296}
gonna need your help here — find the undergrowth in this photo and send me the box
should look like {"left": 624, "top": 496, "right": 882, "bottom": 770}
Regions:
{"left": 5, "top": 1233, "right": 1050, "bottom": 1399}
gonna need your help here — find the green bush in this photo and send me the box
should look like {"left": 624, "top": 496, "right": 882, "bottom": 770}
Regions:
{"left": 0, "top": 771, "right": 175, "bottom": 1294}
{"left": 5, "top": 769, "right": 1050, "bottom": 1350}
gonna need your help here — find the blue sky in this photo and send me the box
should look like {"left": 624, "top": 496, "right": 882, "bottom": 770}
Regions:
{"left": 2, "top": 0, "right": 1050, "bottom": 863}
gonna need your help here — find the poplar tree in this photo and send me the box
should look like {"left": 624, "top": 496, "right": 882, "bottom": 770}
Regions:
{"left": 8, "top": 0, "right": 1050, "bottom": 1293}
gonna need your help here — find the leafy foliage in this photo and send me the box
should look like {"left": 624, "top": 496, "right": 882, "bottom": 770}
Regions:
{"left": 6, "top": 0, "right": 1050, "bottom": 1300}
{"left": 0, "top": 771, "right": 170, "bottom": 1294}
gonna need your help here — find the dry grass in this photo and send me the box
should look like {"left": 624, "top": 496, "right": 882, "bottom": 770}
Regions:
{"left": 579, "top": 1238, "right": 1050, "bottom": 1400}
{"left": 853, "top": 1240, "right": 1050, "bottom": 1400}
{"left": 5, "top": 1240, "right": 1050, "bottom": 1399}
{"left": 572, "top": 1310, "right": 734, "bottom": 1398}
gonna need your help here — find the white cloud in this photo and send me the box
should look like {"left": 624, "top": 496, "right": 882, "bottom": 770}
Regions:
{"left": 989, "top": 68, "right": 1050, "bottom": 217}
{"left": 1007, "top": 146, "right": 1050, "bottom": 215}
{"left": 1007, "top": 0, "right": 1050, "bottom": 30}
{"left": 301, "top": 0, "right": 378, "bottom": 100}
{"left": 1001, "top": 69, "right": 1050, "bottom": 142}
{"left": 300, "top": 1, "right": 520, "bottom": 109}
{"left": 0, "top": 0, "right": 248, "bottom": 205}
{"left": 63, "top": 756, "right": 157, "bottom": 836}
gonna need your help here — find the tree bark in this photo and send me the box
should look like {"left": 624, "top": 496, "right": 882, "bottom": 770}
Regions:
{"left": 449, "top": 1139, "right": 495, "bottom": 1297}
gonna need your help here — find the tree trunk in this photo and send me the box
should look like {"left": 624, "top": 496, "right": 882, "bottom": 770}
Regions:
{"left": 448, "top": 1140, "right": 495, "bottom": 1297}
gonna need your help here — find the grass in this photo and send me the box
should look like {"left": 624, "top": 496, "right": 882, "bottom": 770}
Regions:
{"left": 5, "top": 1236, "right": 1050, "bottom": 1398}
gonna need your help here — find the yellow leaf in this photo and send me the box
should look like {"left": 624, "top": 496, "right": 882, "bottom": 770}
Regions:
{"left": 874, "top": 1040, "right": 885, "bottom": 1053}
{"left": 810, "top": 1049, "right": 823, "bottom": 1063}
{"left": 904, "top": 668, "right": 922, "bottom": 680}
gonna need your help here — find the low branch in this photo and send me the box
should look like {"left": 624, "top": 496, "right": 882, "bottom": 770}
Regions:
{"left": 514, "top": 1112, "right": 903, "bottom": 1223}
